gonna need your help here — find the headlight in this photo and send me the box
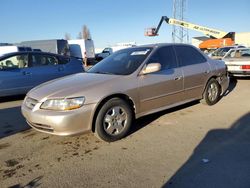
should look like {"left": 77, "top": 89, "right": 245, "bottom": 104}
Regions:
{"left": 40, "top": 97, "right": 85, "bottom": 111}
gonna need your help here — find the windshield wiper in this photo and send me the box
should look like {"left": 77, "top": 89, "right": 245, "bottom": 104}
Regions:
{"left": 89, "top": 71, "right": 115, "bottom": 75}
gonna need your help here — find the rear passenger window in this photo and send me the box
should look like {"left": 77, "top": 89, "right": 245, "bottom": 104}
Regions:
{"left": 175, "top": 46, "right": 206, "bottom": 66}
{"left": 148, "top": 46, "right": 177, "bottom": 70}
{"left": 31, "top": 54, "right": 58, "bottom": 67}
{"left": 240, "top": 49, "right": 250, "bottom": 57}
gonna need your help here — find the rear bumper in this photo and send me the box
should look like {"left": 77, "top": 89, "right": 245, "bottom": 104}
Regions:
{"left": 229, "top": 71, "right": 250, "bottom": 77}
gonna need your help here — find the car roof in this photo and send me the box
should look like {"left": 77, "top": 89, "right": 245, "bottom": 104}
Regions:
{"left": 132, "top": 43, "right": 194, "bottom": 48}
{"left": 219, "top": 45, "right": 245, "bottom": 49}
{"left": 228, "top": 47, "right": 250, "bottom": 51}
{"left": 0, "top": 51, "right": 67, "bottom": 59}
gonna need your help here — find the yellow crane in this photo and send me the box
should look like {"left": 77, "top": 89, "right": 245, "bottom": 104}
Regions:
{"left": 145, "top": 16, "right": 235, "bottom": 50}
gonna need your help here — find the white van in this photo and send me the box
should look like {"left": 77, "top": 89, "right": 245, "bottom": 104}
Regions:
{"left": 68, "top": 39, "right": 95, "bottom": 66}
{"left": 0, "top": 46, "right": 32, "bottom": 56}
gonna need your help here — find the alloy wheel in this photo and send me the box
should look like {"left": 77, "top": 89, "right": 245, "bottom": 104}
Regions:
{"left": 103, "top": 106, "right": 128, "bottom": 135}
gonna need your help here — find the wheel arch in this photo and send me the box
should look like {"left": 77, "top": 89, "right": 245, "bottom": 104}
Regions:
{"left": 202, "top": 75, "right": 221, "bottom": 96}
{"left": 91, "top": 93, "right": 136, "bottom": 133}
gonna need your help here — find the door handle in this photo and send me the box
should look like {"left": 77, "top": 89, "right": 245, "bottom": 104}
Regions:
{"left": 58, "top": 67, "right": 64, "bottom": 71}
{"left": 174, "top": 76, "right": 182, "bottom": 81}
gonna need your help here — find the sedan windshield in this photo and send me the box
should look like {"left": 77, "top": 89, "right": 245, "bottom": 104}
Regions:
{"left": 211, "top": 47, "right": 232, "bottom": 57}
{"left": 88, "top": 47, "right": 153, "bottom": 75}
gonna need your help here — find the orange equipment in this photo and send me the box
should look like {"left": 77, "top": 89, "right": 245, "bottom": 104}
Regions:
{"left": 145, "top": 16, "right": 235, "bottom": 50}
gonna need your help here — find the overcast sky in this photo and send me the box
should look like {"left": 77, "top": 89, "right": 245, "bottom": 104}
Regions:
{"left": 1, "top": 0, "right": 250, "bottom": 48}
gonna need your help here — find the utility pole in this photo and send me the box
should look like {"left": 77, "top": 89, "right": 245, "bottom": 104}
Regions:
{"left": 172, "top": 0, "right": 189, "bottom": 43}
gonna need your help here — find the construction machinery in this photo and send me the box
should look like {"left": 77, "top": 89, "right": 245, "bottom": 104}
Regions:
{"left": 145, "top": 16, "right": 235, "bottom": 50}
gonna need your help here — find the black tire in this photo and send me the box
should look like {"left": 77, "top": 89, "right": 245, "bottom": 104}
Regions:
{"left": 201, "top": 78, "right": 221, "bottom": 106}
{"left": 94, "top": 98, "right": 133, "bottom": 142}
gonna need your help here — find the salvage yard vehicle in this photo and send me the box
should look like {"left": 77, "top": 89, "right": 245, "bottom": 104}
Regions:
{"left": 222, "top": 47, "right": 250, "bottom": 77}
{"left": 208, "top": 45, "right": 245, "bottom": 59}
{"left": 21, "top": 44, "right": 229, "bottom": 142}
{"left": 0, "top": 51, "right": 84, "bottom": 97}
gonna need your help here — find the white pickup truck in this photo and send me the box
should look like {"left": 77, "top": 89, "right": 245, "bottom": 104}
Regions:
{"left": 222, "top": 48, "right": 250, "bottom": 77}
{"left": 95, "top": 42, "right": 136, "bottom": 61}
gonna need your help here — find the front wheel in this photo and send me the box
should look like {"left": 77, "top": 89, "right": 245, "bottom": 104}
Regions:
{"left": 94, "top": 98, "right": 133, "bottom": 142}
{"left": 201, "top": 78, "right": 221, "bottom": 106}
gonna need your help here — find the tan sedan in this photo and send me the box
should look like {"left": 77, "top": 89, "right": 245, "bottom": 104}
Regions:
{"left": 22, "top": 44, "right": 229, "bottom": 142}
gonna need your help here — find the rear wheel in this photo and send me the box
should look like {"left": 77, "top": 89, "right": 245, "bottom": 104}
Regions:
{"left": 201, "top": 78, "right": 221, "bottom": 106}
{"left": 94, "top": 98, "right": 133, "bottom": 142}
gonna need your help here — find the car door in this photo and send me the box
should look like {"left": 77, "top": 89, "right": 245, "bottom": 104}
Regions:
{"left": 57, "top": 56, "right": 83, "bottom": 75}
{"left": 0, "top": 53, "right": 32, "bottom": 96}
{"left": 138, "top": 46, "right": 184, "bottom": 114}
{"left": 174, "top": 45, "right": 211, "bottom": 100}
{"left": 28, "top": 53, "right": 66, "bottom": 87}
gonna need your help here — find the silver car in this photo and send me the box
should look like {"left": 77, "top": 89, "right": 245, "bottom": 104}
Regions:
{"left": 22, "top": 44, "right": 229, "bottom": 142}
{"left": 222, "top": 48, "right": 250, "bottom": 77}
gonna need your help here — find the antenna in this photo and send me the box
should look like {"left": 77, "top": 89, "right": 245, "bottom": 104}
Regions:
{"left": 172, "top": 0, "right": 189, "bottom": 43}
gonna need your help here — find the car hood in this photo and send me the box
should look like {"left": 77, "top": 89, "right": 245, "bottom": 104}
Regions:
{"left": 27, "top": 73, "right": 123, "bottom": 103}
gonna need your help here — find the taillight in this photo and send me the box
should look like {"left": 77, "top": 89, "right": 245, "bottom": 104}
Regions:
{"left": 241, "top": 65, "right": 250, "bottom": 70}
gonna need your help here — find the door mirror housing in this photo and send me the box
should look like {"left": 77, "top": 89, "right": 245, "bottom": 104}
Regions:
{"left": 141, "top": 63, "right": 161, "bottom": 75}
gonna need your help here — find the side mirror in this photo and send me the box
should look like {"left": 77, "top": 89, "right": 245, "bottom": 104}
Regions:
{"left": 141, "top": 63, "right": 161, "bottom": 75}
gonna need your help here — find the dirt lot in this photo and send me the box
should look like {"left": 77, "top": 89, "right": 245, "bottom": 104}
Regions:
{"left": 0, "top": 79, "right": 250, "bottom": 188}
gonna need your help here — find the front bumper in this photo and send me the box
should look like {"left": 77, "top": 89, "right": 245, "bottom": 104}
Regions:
{"left": 21, "top": 99, "right": 96, "bottom": 136}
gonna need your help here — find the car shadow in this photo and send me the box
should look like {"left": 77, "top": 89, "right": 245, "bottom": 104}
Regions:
{"left": 224, "top": 78, "right": 237, "bottom": 96}
{"left": 234, "top": 77, "right": 250, "bottom": 81}
{"left": 130, "top": 80, "right": 238, "bottom": 137}
{"left": 0, "top": 106, "right": 29, "bottom": 139}
{"left": 9, "top": 176, "right": 43, "bottom": 188}
{"left": 162, "top": 112, "right": 250, "bottom": 188}
{"left": 129, "top": 101, "right": 199, "bottom": 136}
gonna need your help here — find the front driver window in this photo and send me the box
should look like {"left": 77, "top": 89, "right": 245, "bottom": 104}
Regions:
{"left": 0, "top": 54, "right": 28, "bottom": 70}
{"left": 147, "top": 46, "right": 178, "bottom": 70}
